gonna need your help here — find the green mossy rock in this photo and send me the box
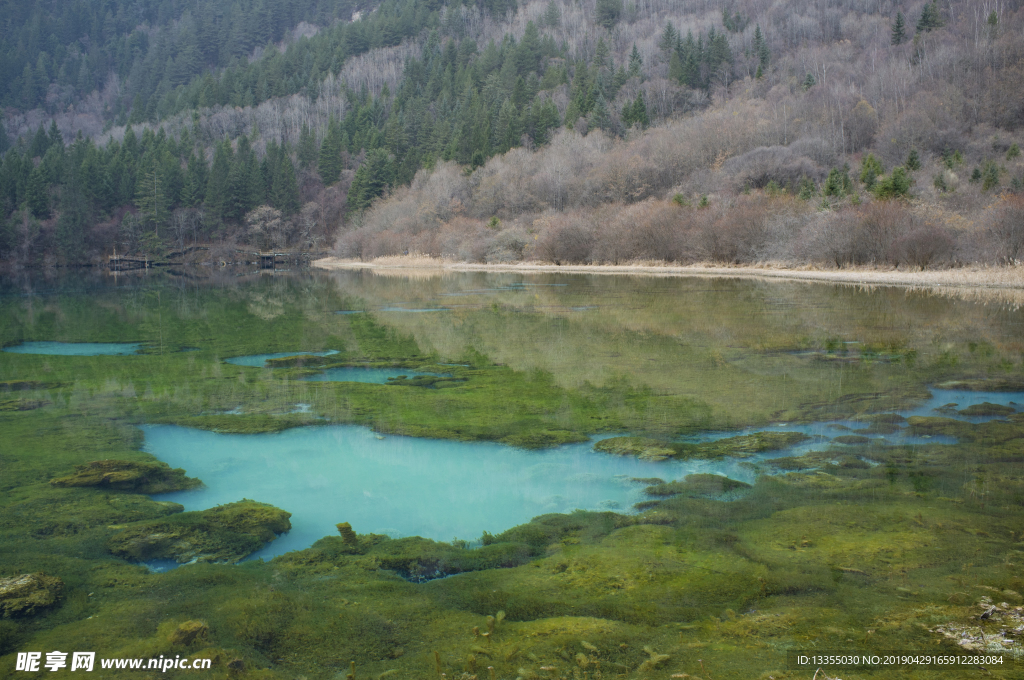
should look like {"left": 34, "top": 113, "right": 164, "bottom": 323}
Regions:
{"left": 107, "top": 500, "right": 291, "bottom": 564}
{"left": 644, "top": 473, "right": 752, "bottom": 498}
{"left": 594, "top": 437, "right": 676, "bottom": 460}
{"left": 0, "top": 573, "right": 63, "bottom": 617}
{"left": 958, "top": 402, "right": 1016, "bottom": 416}
{"left": 50, "top": 459, "right": 201, "bottom": 494}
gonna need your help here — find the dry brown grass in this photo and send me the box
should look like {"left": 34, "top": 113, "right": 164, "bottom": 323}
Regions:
{"left": 314, "top": 257, "right": 1024, "bottom": 297}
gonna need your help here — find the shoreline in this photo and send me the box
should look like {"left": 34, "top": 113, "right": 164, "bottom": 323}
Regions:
{"left": 313, "top": 256, "right": 1024, "bottom": 291}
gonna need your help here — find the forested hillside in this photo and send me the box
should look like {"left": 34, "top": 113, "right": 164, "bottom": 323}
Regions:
{"left": 1, "top": 0, "right": 1023, "bottom": 268}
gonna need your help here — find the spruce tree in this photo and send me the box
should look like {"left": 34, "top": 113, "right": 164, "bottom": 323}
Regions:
{"left": 627, "top": 44, "right": 643, "bottom": 79}
{"left": 906, "top": 148, "right": 921, "bottom": 171}
{"left": 891, "top": 12, "right": 906, "bottom": 45}
{"left": 318, "top": 119, "right": 343, "bottom": 185}
{"left": 916, "top": 2, "right": 944, "bottom": 33}
{"left": 297, "top": 123, "right": 318, "bottom": 169}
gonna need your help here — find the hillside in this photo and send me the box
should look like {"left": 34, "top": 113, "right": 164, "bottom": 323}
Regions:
{"left": 1, "top": 0, "right": 1022, "bottom": 268}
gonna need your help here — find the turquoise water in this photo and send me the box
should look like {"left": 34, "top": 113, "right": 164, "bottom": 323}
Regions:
{"left": 301, "top": 368, "right": 449, "bottom": 383}
{"left": 145, "top": 387, "right": 1019, "bottom": 563}
{"left": 2, "top": 341, "right": 142, "bottom": 355}
{"left": 146, "top": 426, "right": 764, "bottom": 560}
{"left": 224, "top": 350, "right": 340, "bottom": 367}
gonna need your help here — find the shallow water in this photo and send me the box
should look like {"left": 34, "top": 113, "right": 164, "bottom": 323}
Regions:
{"left": 148, "top": 425, "right": 778, "bottom": 560}
{"left": 300, "top": 367, "right": 449, "bottom": 383}
{"left": 4, "top": 269, "right": 1024, "bottom": 676}
{"left": 2, "top": 341, "right": 142, "bottom": 355}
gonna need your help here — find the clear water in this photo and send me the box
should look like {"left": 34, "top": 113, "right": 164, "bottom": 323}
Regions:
{"left": 300, "top": 368, "right": 449, "bottom": 383}
{"left": 224, "top": 350, "right": 339, "bottom": 367}
{"left": 144, "top": 386, "right": 1019, "bottom": 563}
{"left": 2, "top": 341, "right": 142, "bottom": 355}
{"left": 147, "top": 426, "right": 772, "bottom": 561}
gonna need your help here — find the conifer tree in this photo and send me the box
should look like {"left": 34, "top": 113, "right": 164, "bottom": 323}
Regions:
{"left": 318, "top": 118, "right": 344, "bottom": 185}
{"left": 627, "top": 44, "right": 643, "bottom": 79}
{"left": 891, "top": 12, "right": 907, "bottom": 45}
{"left": 916, "top": 2, "right": 944, "bottom": 33}
{"left": 298, "top": 123, "right": 318, "bottom": 169}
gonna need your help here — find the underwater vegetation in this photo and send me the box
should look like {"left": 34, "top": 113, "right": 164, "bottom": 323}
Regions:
{"left": 1, "top": 270, "right": 1024, "bottom": 678}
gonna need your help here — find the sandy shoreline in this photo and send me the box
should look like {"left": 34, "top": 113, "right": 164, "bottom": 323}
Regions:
{"left": 313, "top": 256, "right": 1024, "bottom": 291}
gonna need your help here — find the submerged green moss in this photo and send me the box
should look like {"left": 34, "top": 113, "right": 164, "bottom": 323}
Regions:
{"left": 2, "top": 272, "right": 1024, "bottom": 678}
{"left": 596, "top": 431, "right": 810, "bottom": 461}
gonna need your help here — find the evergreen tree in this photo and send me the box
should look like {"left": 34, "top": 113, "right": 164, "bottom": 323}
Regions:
{"left": 802, "top": 73, "right": 816, "bottom": 90}
{"left": 873, "top": 166, "right": 911, "bottom": 199}
{"left": 596, "top": 0, "right": 622, "bottom": 29}
{"left": 348, "top": 149, "right": 394, "bottom": 211}
{"left": 916, "top": 2, "right": 944, "bottom": 33}
{"left": 297, "top": 123, "right": 318, "bottom": 169}
{"left": 204, "top": 139, "right": 233, "bottom": 222}
{"left": 860, "top": 154, "right": 884, "bottom": 188}
{"left": 543, "top": 0, "right": 560, "bottom": 28}
{"left": 318, "top": 118, "right": 344, "bottom": 185}
{"left": 659, "top": 23, "right": 679, "bottom": 57}
{"left": 906, "top": 148, "right": 921, "bottom": 171}
{"left": 632, "top": 92, "right": 649, "bottom": 128}
{"left": 25, "top": 166, "right": 50, "bottom": 219}
{"left": 627, "top": 44, "right": 643, "bottom": 80}
{"left": 271, "top": 154, "right": 301, "bottom": 215}
{"left": 891, "top": 12, "right": 907, "bottom": 45}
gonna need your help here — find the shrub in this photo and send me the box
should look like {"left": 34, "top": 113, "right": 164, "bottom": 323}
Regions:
{"left": 894, "top": 225, "right": 954, "bottom": 269}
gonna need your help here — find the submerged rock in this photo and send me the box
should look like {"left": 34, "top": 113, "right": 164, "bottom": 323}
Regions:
{"left": 51, "top": 459, "right": 201, "bottom": 494}
{"left": 107, "top": 500, "right": 291, "bottom": 564}
{"left": 0, "top": 573, "right": 63, "bottom": 617}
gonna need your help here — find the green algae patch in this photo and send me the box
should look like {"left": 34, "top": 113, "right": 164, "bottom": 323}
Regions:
{"left": 50, "top": 460, "right": 200, "bottom": 494}
{"left": 936, "top": 378, "right": 1024, "bottom": 392}
{"left": 107, "top": 500, "right": 291, "bottom": 564}
{"left": 0, "top": 573, "right": 63, "bottom": 617}
{"left": 959, "top": 402, "right": 1016, "bottom": 416}
{"left": 833, "top": 435, "right": 873, "bottom": 445}
{"left": 594, "top": 436, "right": 676, "bottom": 460}
{"left": 644, "top": 474, "right": 753, "bottom": 499}
{"left": 596, "top": 432, "right": 810, "bottom": 461}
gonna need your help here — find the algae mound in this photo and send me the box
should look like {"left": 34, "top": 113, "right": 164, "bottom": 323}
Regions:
{"left": 107, "top": 500, "right": 291, "bottom": 564}
{"left": 0, "top": 573, "right": 63, "bottom": 617}
{"left": 833, "top": 435, "right": 872, "bottom": 445}
{"left": 50, "top": 459, "right": 201, "bottom": 493}
{"left": 594, "top": 437, "right": 676, "bottom": 460}
{"left": 596, "top": 431, "right": 809, "bottom": 460}
{"left": 643, "top": 474, "right": 752, "bottom": 499}
{"left": 958, "top": 402, "right": 1016, "bottom": 416}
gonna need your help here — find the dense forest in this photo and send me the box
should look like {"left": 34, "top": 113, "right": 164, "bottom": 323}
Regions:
{"left": 0, "top": 0, "right": 1023, "bottom": 268}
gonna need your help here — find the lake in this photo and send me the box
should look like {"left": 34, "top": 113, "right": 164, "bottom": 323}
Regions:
{"left": 1, "top": 267, "right": 1022, "bottom": 678}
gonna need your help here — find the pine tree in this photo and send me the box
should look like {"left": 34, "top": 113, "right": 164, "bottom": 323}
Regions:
{"left": 906, "top": 148, "right": 921, "bottom": 171}
{"left": 543, "top": 0, "right": 560, "bottom": 28}
{"left": 25, "top": 166, "right": 49, "bottom": 219}
{"left": 318, "top": 118, "right": 344, "bottom": 185}
{"left": 596, "top": 0, "right": 622, "bottom": 29}
{"left": 916, "top": 2, "right": 944, "bottom": 33}
{"left": 271, "top": 154, "right": 301, "bottom": 215}
{"left": 627, "top": 44, "right": 643, "bottom": 80}
{"left": 659, "top": 23, "right": 678, "bottom": 57}
{"left": 297, "top": 123, "right": 318, "bottom": 169}
{"left": 891, "top": 12, "right": 907, "bottom": 45}
{"left": 204, "top": 139, "right": 233, "bottom": 222}
{"left": 632, "top": 92, "right": 649, "bottom": 128}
